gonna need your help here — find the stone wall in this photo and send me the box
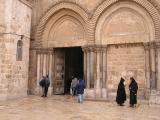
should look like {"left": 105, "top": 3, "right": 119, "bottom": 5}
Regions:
{"left": 28, "top": 0, "right": 160, "bottom": 104}
{"left": 107, "top": 44, "right": 146, "bottom": 98}
{"left": 31, "top": 0, "right": 160, "bottom": 39}
{"left": 0, "top": 0, "right": 32, "bottom": 100}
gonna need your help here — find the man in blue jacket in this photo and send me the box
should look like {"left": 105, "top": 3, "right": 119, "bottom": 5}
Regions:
{"left": 76, "top": 78, "right": 85, "bottom": 103}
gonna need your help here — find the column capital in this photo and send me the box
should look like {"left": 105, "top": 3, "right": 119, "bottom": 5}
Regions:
{"left": 150, "top": 41, "right": 156, "bottom": 49}
{"left": 143, "top": 41, "right": 158, "bottom": 50}
{"left": 155, "top": 41, "right": 160, "bottom": 49}
{"left": 143, "top": 42, "right": 150, "bottom": 50}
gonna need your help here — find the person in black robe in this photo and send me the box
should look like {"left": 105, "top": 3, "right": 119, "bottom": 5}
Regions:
{"left": 39, "top": 76, "right": 45, "bottom": 97}
{"left": 39, "top": 75, "right": 50, "bottom": 97}
{"left": 129, "top": 77, "right": 138, "bottom": 107}
{"left": 116, "top": 77, "right": 126, "bottom": 106}
{"left": 44, "top": 75, "right": 50, "bottom": 97}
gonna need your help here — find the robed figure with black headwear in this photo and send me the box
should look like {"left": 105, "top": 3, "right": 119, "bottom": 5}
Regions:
{"left": 116, "top": 78, "right": 126, "bottom": 106}
{"left": 129, "top": 77, "right": 138, "bottom": 107}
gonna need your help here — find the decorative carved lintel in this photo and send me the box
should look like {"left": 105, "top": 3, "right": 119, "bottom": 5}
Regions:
{"left": 82, "top": 44, "right": 107, "bottom": 53}
{"left": 33, "top": 48, "right": 54, "bottom": 54}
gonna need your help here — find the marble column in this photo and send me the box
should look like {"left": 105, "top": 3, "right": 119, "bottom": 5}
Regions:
{"left": 40, "top": 53, "right": 43, "bottom": 78}
{"left": 144, "top": 43, "right": 151, "bottom": 99}
{"left": 82, "top": 46, "right": 95, "bottom": 98}
{"left": 48, "top": 51, "right": 54, "bottom": 96}
{"left": 90, "top": 48, "right": 94, "bottom": 88}
{"left": 150, "top": 43, "right": 156, "bottom": 89}
{"left": 95, "top": 48, "right": 101, "bottom": 98}
{"left": 86, "top": 50, "right": 91, "bottom": 89}
{"left": 83, "top": 51, "right": 87, "bottom": 87}
{"left": 156, "top": 43, "right": 160, "bottom": 90}
{"left": 43, "top": 54, "right": 47, "bottom": 76}
{"left": 102, "top": 47, "right": 107, "bottom": 98}
{"left": 46, "top": 53, "right": 49, "bottom": 75}
{"left": 37, "top": 52, "right": 43, "bottom": 95}
{"left": 49, "top": 52, "right": 53, "bottom": 87}
{"left": 36, "top": 53, "right": 41, "bottom": 94}
{"left": 37, "top": 54, "right": 41, "bottom": 85}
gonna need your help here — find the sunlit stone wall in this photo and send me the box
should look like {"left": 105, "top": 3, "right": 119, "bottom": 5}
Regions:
{"left": 0, "top": 0, "right": 32, "bottom": 100}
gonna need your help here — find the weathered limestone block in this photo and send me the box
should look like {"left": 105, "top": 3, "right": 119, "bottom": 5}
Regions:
{"left": 84, "top": 89, "right": 95, "bottom": 98}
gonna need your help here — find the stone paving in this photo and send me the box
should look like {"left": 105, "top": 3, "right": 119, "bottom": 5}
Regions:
{"left": 0, "top": 95, "right": 160, "bottom": 120}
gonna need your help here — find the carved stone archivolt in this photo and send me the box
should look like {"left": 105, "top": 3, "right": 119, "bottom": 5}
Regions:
{"left": 82, "top": 45, "right": 107, "bottom": 53}
{"left": 34, "top": 0, "right": 160, "bottom": 48}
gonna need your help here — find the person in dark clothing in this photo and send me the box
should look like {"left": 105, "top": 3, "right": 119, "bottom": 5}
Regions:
{"left": 76, "top": 78, "right": 85, "bottom": 103}
{"left": 116, "top": 77, "right": 126, "bottom": 106}
{"left": 39, "top": 75, "right": 50, "bottom": 97}
{"left": 39, "top": 76, "right": 45, "bottom": 97}
{"left": 44, "top": 75, "right": 50, "bottom": 97}
{"left": 129, "top": 77, "right": 138, "bottom": 107}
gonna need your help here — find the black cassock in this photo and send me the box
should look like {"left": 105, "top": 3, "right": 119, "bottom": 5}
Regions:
{"left": 116, "top": 79, "right": 126, "bottom": 105}
{"left": 129, "top": 79, "right": 138, "bottom": 105}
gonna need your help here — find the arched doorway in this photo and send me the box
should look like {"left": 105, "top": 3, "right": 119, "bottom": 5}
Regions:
{"left": 33, "top": 7, "right": 87, "bottom": 95}
{"left": 95, "top": 1, "right": 155, "bottom": 99}
{"left": 54, "top": 47, "right": 83, "bottom": 94}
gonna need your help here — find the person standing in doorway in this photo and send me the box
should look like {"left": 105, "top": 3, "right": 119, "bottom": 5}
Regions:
{"left": 39, "top": 75, "right": 50, "bottom": 97}
{"left": 76, "top": 78, "right": 85, "bottom": 103}
{"left": 71, "top": 76, "right": 78, "bottom": 96}
{"left": 129, "top": 77, "right": 138, "bottom": 107}
{"left": 44, "top": 75, "right": 50, "bottom": 97}
{"left": 116, "top": 77, "right": 126, "bottom": 106}
{"left": 39, "top": 76, "right": 46, "bottom": 97}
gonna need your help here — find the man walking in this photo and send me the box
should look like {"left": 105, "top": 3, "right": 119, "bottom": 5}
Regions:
{"left": 71, "top": 76, "right": 78, "bottom": 96}
{"left": 76, "top": 78, "right": 85, "bottom": 103}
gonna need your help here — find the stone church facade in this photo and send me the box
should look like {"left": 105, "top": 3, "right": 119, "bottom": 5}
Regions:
{"left": 1, "top": 0, "right": 160, "bottom": 104}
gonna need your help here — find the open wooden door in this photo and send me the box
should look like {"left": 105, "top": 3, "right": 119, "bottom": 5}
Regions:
{"left": 54, "top": 49, "right": 65, "bottom": 94}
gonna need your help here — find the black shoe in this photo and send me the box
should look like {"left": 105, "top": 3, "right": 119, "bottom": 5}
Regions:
{"left": 130, "top": 104, "right": 134, "bottom": 107}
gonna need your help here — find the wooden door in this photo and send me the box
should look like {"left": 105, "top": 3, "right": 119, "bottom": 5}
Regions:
{"left": 54, "top": 49, "right": 65, "bottom": 94}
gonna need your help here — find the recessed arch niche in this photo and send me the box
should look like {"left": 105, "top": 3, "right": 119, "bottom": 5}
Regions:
{"left": 95, "top": 2, "right": 155, "bottom": 98}
{"left": 95, "top": 2, "right": 155, "bottom": 44}
{"left": 41, "top": 9, "right": 86, "bottom": 48}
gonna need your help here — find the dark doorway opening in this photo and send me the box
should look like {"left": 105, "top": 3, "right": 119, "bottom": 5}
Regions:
{"left": 64, "top": 47, "right": 83, "bottom": 94}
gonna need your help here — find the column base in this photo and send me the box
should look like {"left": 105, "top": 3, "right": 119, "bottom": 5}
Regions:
{"left": 84, "top": 89, "right": 95, "bottom": 98}
{"left": 84, "top": 88, "right": 108, "bottom": 99}
{"left": 149, "top": 90, "right": 160, "bottom": 105}
{"left": 47, "top": 87, "right": 53, "bottom": 96}
{"left": 108, "top": 90, "right": 116, "bottom": 100}
{"left": 145, "top": 89, "right": 151, "bottom": 100}
{"left": 102, "top": 88, "right": 107, "bottom": 98}
{"left": 35, "top": 86, "right": 41, "bottom": 95}
{"left": 95, "top": 89, "right": 102, "bottom": 98}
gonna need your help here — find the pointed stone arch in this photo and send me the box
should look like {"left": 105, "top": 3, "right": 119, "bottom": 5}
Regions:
{"left": 34, "top": 2, "right": 89, "bottom": 48}
{"left": 92, "top": 0, "right": 160, "bottom": 43}
{"left": 95, "top": 1, "right": 155, "bottom": 44}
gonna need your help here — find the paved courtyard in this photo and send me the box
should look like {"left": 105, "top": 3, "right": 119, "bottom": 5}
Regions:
{"left": 0, "top": 95, "right": 160, "bottom": 120}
